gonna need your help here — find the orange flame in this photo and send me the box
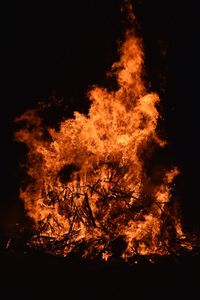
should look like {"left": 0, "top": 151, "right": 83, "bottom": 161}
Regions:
{"left": 15, "top": 5, "right": 192, "bottom": 260}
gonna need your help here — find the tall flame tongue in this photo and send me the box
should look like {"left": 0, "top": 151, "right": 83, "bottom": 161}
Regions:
{"left": 15, "top": 9, "right": 191, "bottom": 260}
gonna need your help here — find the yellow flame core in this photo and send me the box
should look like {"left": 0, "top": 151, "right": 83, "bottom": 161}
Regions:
{"left": 15, "top": 30, "right": 189, "bottom": 259}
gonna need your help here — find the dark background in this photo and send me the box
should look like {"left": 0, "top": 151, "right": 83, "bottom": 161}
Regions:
{"left": 1, "top": 0, "right": 200, "bottom": 293}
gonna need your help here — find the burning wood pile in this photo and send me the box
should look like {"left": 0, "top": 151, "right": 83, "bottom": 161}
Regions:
{"left": 15, "top": 3, "right": 193, "bottom": 261}
{"left": 27, "top": 165, "right": 189, "bottom": 260}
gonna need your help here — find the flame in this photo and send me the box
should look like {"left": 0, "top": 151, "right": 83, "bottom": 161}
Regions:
{"left": 15, "top": 5, "right": 192, "bottom": 260}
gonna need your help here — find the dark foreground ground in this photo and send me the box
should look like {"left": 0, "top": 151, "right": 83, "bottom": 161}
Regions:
{"left": 0, "top": 249, "right": 199, "bottom": 298}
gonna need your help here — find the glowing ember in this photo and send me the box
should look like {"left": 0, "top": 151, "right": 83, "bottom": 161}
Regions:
{"left": 15, "top": 3, "right": 192, "bottom": 260}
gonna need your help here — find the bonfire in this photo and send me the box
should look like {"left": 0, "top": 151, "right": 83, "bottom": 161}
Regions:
{"left": 15, "top": 2, "right": 193, "bottom": 261}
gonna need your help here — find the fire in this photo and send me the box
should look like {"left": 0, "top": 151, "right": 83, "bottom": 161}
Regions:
{"left": 15, "top": 4, "right": 192, "bottom": 260}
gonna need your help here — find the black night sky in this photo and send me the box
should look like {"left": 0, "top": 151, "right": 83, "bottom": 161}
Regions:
{"left": 1, "top": 0, "right": 200, "bottom": 294}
